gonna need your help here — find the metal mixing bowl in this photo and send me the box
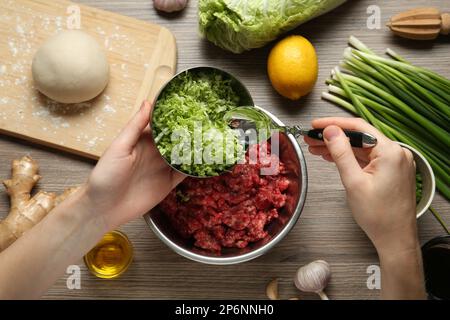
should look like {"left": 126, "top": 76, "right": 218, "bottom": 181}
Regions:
{"left": 145, "top": 66, "right": 308, "bottom": 264}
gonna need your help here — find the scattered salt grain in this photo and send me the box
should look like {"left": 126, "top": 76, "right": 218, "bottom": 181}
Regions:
{"left": 8, "top": 40, "right": 18, "bottom": 56}
{"left": 86, "top": 137, "right": 99, "bottom": 149}
{"left": 32, "top": 109, "right": 50, "bottom": 117}
{"left": 0, "top": 65, "right": 6, "bottom": 76}
{"left": 95, "top": 116, "right": 104, "bottom": 125}
{"left": 16, "top": 24, "right": 25, "bottom": 35}
{"left": 14, "top": 75, "right": 27, "bottom": 85}
{"left": 55, "top": 16, "right": 62, "bottom": 28}
{"left": 12, "top": 63, "right": 24, "bottom": 73}
{"left": 96, "top": 27, "right": 106, "bottom": 35}
{"left": 103, "top": 104, "right": 116, "bottom": 113}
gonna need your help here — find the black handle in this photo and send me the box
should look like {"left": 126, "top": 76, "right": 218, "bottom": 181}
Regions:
{"left": 307, "top": 129, "right": 377, "bottom": 148}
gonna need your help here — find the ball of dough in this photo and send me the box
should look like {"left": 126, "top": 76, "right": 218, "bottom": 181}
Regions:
{"left": 32, "top": 30, "right": 109, "bottom": 104}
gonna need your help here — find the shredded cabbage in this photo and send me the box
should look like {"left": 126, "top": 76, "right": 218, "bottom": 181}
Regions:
{"left": 199, "top": 0, "right": 346, "bottom": 53}
{"left": 152, "top": 70, "right": 243, "bottom": 177}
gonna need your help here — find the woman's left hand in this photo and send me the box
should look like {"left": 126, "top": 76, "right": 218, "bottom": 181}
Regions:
{"left": 84, "top": 100, "right": 185, "bottom": 230}
{"left": 0, "top": 101, "right": 184, "bottom": 299}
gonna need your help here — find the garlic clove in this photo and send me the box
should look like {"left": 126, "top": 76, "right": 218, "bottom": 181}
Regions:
{"left": 294, "top": 260, "right": 331, "bottom": 300}
{"left": 266, "top": 278, "right": 279, "bottom": 300}
{"left": 317, "top": 290, "right": 329, "bottom": 300}
{"left": 153, "top": 0, "right": 188, "bottom": 13}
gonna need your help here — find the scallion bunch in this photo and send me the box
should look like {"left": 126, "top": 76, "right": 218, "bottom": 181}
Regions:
{"left": 322, "top": 37, "right": 449, "bottom": 232}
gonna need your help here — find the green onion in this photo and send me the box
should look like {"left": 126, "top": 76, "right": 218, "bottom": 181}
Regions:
{"left": 322, "top": 37, "right": 450, "bottom": 233}
{"left": 430, "top": 207, "right": 450, "bottom": 235}
{"left": 416, "top": 173, "right": 423, "bottom": 204}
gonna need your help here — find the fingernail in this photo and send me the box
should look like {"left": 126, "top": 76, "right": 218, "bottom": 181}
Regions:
{"left": 323, "top": 126, "right": 342, "bottom": 142}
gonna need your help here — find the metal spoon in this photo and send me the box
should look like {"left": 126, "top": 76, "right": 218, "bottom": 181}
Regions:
{"left": 227, "top": 109, "right": 377, "bottom": 148}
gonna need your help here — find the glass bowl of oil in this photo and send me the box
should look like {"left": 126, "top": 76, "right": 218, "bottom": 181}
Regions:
{"left": 84, "top": 230, "right": 133, "bottom": 279}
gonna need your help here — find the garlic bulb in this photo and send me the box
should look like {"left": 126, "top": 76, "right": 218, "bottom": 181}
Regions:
{"left": 153, "top": 0, "right": 188, "bottom": 13}
{"left": 294, "top": 260, "right": 331, "bottom": 300}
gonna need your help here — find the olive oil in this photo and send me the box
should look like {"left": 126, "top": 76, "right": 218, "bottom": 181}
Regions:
{"left": 84, "top": 230, "right": 133, "bottom": 279}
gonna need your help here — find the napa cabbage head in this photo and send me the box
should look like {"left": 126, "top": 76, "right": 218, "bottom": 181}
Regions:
{"left": 199, "top": 0, "right": 346, "bottom": 53}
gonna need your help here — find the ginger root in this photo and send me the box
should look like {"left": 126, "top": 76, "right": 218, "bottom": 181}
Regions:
{"left": 0, "top": 156, "right": 78, "bottom": 251}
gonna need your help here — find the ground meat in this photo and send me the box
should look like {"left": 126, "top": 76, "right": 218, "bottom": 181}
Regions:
{"left": 158, "top": 142, "right": 290, "bottom": 253}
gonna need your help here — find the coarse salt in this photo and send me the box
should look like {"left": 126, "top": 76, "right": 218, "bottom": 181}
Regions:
{"left": 0, "top": 65, "right": 6, "bottom": 75}
{"left": 12, "top": 63, "right": 24, "bottom": 73}
{"left": 55, "top": 16, "right": 62, "bottom": 28}
{"left": 8, "top": 41, "right": 18, "bottom": 56}
{"left": 103, "top": 104, "right": 116, "bottom": 113}
{"left": 86, "top": 137, "right": 98, "bottom": 148}
{"left": 16, "top": 24, "right": 24, "bottom": 35}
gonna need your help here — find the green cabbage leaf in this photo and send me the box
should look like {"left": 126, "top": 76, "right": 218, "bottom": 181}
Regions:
{"left": 152, "top": 70, "right": 243, "bottom": 177}
{"left": 199, "top": 0, "right": 346, "bottom": 53}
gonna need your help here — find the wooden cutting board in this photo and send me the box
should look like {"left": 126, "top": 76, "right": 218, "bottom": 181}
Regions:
{"left": 0, "top": 0, "right": 177, "bottom": 159}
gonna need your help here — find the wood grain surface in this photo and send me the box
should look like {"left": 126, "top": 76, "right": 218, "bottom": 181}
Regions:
{"left": 0, "top": 0, "right": 449, "bottom": 300}
{"left": 0, "top": 0, "right": 176, "bottom": 159}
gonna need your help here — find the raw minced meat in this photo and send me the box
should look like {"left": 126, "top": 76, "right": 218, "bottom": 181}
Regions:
{"left": 158, "top": 142, "right": 290, "bottom": 253}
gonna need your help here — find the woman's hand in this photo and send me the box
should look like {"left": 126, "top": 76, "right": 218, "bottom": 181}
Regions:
{"left": 0, "top": 100, "right": 184, "bottom": 299}
{"left": 85, "top": 100, "right": 185, "bottom": 230}
{"left": 305, "top": 117, "right": 425, "bottom": 299}
{"left": 305, "top": 117, "right": 417, "bottom": 252}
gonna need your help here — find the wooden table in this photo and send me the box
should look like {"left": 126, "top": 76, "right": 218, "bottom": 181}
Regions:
{"left": 0, "top": 0, "right": 449, "bottom": 300}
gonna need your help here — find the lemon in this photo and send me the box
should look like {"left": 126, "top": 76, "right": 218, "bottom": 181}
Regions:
{"left": 267, "top": 35, "right": 318, "bottom": 100}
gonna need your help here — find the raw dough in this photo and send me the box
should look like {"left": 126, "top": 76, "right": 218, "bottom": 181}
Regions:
{"left": 32, "top": 30, "right": 109, "bottom": 104}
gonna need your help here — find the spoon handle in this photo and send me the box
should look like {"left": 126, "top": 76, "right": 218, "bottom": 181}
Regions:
{"left": 290, "top": 127, "right": 377, "bottom": 148}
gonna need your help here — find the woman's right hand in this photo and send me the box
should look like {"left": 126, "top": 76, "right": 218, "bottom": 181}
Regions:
{"left": 304, "top": 117, "right": 418, "bottom": 255}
